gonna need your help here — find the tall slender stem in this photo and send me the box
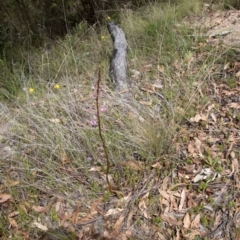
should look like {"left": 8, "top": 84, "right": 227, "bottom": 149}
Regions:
{"left": 96, "top": 67, "right": 112, "bottom": 193}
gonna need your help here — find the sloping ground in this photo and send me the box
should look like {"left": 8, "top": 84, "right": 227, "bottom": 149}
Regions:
{"left": 0, "top": 8, "right": 240, "bottom": 240}
{"left": 172, "top": 66, "right": 240, "bottom": 239}
{"left": 187, "top": 8, "right": 240, "bottom": 48}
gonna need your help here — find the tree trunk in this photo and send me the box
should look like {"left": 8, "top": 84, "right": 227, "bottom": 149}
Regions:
{"left": 107, "top": 22, "right": 130, "bottom": 95}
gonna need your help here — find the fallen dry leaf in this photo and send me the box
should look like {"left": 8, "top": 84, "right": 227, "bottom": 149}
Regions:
{"left": 232, "top": 158, "right": 239, "bottom": 182}
{"left": 142, "top": 64, "right": 153, "bottom": 71}
{"left": 105, "top": 208, "right": 124, "bottom": 216}
{"left": 236, "top": 70, "right": 240, "bottom": 78}
{"left": 8, "top": 211, "right": 19, "bottom": 228}
{"left": 175, "top": 228, "right": 181, "bottom": 240}
{"left": 139, "top": 192, "right": 151, "bottom": 219}
{"left": 139, "top": 200, "right": 150, "bottom": 219}
{"left": 162, "top": 177, "right": 170, "bottom": 191}
{"left": 0, "top": 193, "right": 11, "bottom": 203}
{"left": 190, "top": 113, "right": 207, "bottom": 122}
{"left": 228, "top": 102, "right": 240, "bottom": 109}
{"left": 113, "top": 214, "right": 125, "bottom": 230}
{"left": 141, "top": 85, "right": 155, "bottom": 93}
{"left": 191, "top": 214, "right": 201, "bottom": 229}
{"left": 126, "top": 210, "right": 133, "bottom": 228}
{"left": 32, "top": 221, "right": 48, "bottom": 231}
{"left": 130, "top": 69, "right": 141, "bottom": 79}
{"left": 159, "top": 189, "right": 170, "bottom": 201}
{"left": 230, "top": 151, "right": 235, "bottom": 159}
{"left": 49, "top": 118, "right": 61, "bottom": 123}
{"left": 8, "top": 211, "right": 19, "bottom": 218}
{"left": 60, "top": 212, "right": 72, "bottom": 226}
{"left": 89, "top": 166, "right": 101, "bottom": 172}
{"left": 117, "top": 193, "right": 131, "bottom": 205}
{"left": 61, "top": 150, "right": 72, "bottom": 165}
{"left": 224, "top": 62, "right": 230, "bottom": 70}
{"left": 157, "top": 64, "right": 165, "bottom": 73}
{"left": 6, "top": 180, "right": 20, "bottom": 187}
{"left": 210, "top": 113, "right": 217, "bottom": 122}
{"left": 8, "top": 217, "right": 18, "bottom": 228}
{"left": 125, "top": 230, "right": 132, "bottom": 238}
{"left": 139, "top": 100, "right": 152, "bottom": 106}
{"left": 183, "top": 212, "right": 191, "bottom": 229}
{"left": 151, "top": 162, "right": 162, "bottom": 169}
{"left": 90, "top": 198, "right": 103, "bottom": 216}
{"left": 152, "top": 83, "right": 163, "bottom": 89}
{"left": 188, "top": 142, "right": 195, "bottom": 154}
{"left": 194, "top": 137, "right": 202, "bottom": 155}
{"left": 162, "top": 212, "right": 178, "bottom": 226}
{"left": 71, "top": 202, "right": 81, "bottom": 225}
{"left": 192, "top": 168, "right": 212, "bottom": 182}
{"left": 179, "top": 188, "right": 186, "bottom": 211}
{"left": 32, "top": 205, "right": 48, "bottom": 213}
{"left": 55, "top": 201, "right": 64, "bottom": 214}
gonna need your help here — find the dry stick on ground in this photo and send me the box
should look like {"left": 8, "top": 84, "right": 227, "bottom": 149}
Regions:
{"left": 96, "top": 67, "right": 112, "bottom": 193}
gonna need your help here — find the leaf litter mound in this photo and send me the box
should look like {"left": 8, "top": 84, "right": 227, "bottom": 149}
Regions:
{"left": 186, "top": 6, "right": 240, "bottom": 48}
{"left": 1, "top": 7, "right": 240, "bottom": 240}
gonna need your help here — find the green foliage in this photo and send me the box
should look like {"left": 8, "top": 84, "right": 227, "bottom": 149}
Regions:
{"left": 223, "top": 0, "right": 240, "bottom": 9}
{"left": 40, "top": 227, "right": 78, "bottom": 240}
{"left": 123, "top": 0, "right": 204, "bottom": 68}
{"left": 0, "top": 213, "right": 8, "bottom": 238}
{"left": 0, "top": 0, "right": 83, "bottom": 48}
{"left": 200, "top": 214, "right": 208, "bottom": 227}
{"left": 0, "top": 0, "right": 203, "bottom": 57}
{"left": 198, "top": 181, "right": 208, "bottom": 191}
{"left": 0, "top": 58, "right": 22, "bottom": 100}
{"left": 152, "top": 216, "right": 162, "bottom": 226}
{"left": 0, "top": 1, "right": 235, "bottom": 238}
{"left": 0, "top": 0, "right": 153, "bottom": 56}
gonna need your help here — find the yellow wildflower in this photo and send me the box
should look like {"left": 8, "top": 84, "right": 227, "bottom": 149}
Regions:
{"left": 101, "top": 35, "right": 105, "bottom": 40}
{"left": 54, "top": 84, "right": 60, "bottom": 89}
{"left": 29, "top": 88, "right": 34, "bottom": 93}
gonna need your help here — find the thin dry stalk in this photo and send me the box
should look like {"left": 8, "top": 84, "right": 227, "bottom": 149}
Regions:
{"left": 96, "top": 67, "right": 112, "bottom": 193}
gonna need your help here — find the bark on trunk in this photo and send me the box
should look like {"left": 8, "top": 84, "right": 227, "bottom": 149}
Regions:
{"left": 107, "top": 22, "right": 130, "bottom": 94}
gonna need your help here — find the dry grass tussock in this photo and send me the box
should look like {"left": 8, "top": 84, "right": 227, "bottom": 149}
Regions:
{"left": 1, "top": 0, "right": 240, "bottom": 239}
{"left": 1, "top": 1, "right": 191, "bottom": 192}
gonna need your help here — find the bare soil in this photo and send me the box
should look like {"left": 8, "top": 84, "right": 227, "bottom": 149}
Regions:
{"left": 187, "top": 9, "right": 240, "bottom": 48}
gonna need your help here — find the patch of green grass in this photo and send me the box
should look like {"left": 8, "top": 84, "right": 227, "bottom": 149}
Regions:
{"left": 16, "top": 207, "right": 32, "bottom": 228}
{"left": 186, "top": 158, "right": 192, "bottom": 164}
{"left": 190, "top": 203, "right": 204, "bottom": 214}
{"left": 222, "top": 0, "right": 240, "bottom": 9}
{"left": 0, "top": 58, "right": 22, "bottom": 101}
{"left": 198, "top": 181, "right": 208, "bottom": 191}
{"left": 0, "top": 0, "right": 234, "bottom": 238}
{"left": 0, "top": 213, "right": 8, "bottom": 238}
{"left": 228, "top": 199, "right": 236, "bottom": 208}
{"left": 124, "top": 1, "right": 202, "bottom": 66}
{"left": 201, "top": 214, "right": 208, "bottom": 227}
{"left": 39, "top": 227, "right": 78, "bottom": 240}
{"left": 225, "top": 77, "right": 237, "bottom": 88}
{"left": 152, "top": 216, "right": 162, "bottom": 226}
{"left": 49, "top": 208, "right": 59, "bottom": 222}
